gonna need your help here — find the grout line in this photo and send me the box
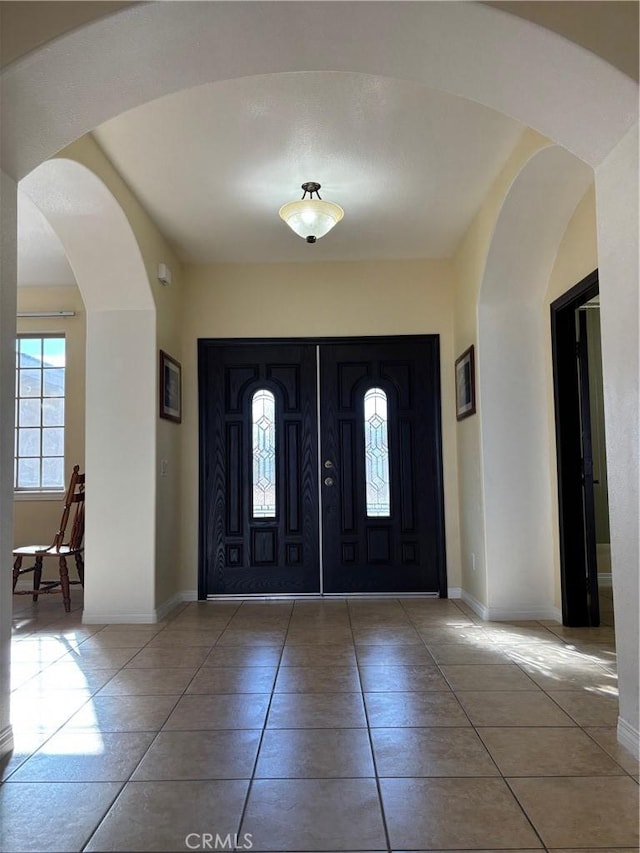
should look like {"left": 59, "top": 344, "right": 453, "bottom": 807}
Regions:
{"left": 234, "top": 598, "right": 294, "bottom": 839}
{"left": 347, "top": 598, "right": 393, "bottom": 853}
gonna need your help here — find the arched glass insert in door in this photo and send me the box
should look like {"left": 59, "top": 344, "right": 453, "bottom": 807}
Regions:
{"left": 364, "top": 387, "right": 391, "bottom": 517}
{"left": 252, "top": 389, "right": 276, "bottom": 518}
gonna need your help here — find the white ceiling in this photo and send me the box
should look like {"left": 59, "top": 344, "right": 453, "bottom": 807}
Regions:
{"left": 17, "top": 191, "right": 76, "bottom": 286}
{"left": 18, "top": 70, "right": 524, "bottom": 280}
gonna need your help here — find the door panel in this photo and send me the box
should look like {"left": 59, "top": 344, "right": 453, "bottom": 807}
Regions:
{"left": 199, "top": 336, "right": 446, "bottom": 597}
{"left": 199, "top": 341, "right": 319, "bottom": 594}
{"left": 320, "top": 337, "right": 446, "bottom": 593}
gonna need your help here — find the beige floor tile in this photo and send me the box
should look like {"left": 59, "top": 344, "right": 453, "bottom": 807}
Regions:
{"left": 364, "top": 691, "right": 470, "bottom": 727}
{"left": 0, "top": 781, "right": 123, "bottom": 852}
{"left": 267, "top": 692, "right": 367, "bottom": 729}
{"left": 145, "top": 629, "right": 222, "bottom": 647}
{"left": 359, "top": 664, "right": 450, "bottom": 692}
{"left": 216, "top": 628, "right": 287, "bottom": 646}
{"left": 76, "top": 632, "right": 156, "bottom": 649}
{"left": 98, "top": 667, "right": 197, "bottom": 695}
{"left": 426, "top": 643, "right": 510, "bottom": 664}
{"left": 482, "top": 625, "right": 559, "bottom": 645}
{"left": 381, "top": 777, "right": 542, "bottom": 849}
{"left": 186, "top": 666, "right": 277, "bottom": 694}
{"left": 274, "top": 665, "right": 361, "bottom": 693}
{"left": 456, "top": 691, "right": 576, "bottom": 727}
{"left": 124, "top": 646, "right": 211, "bottom": 668}
{"left": 584, "top": 727, "right": 640, "bottom": 775}
{"left": 417, "top": 626, "right": 493, "bottom": 645}
{"left": 64, "top": 694, "right": 180, "bottom": 732}
{"left": 285, "top": 626, "right": 355, "bottom": 645}
{"left": 58, "top": 646, "right": 140, "bottom": 668}
{"left": 9, "top": 730, "right": 155, "bottom": 782}
{"left": 85, "top": 779, "right": 249, "bottom": 852}
{"left": 352, "top": 626, "right": 423, "bottom": 645}
{"left": 478, "top": 727, "right": 626, "bottom": 776}
{"left": 132, "top": 729, "right": 261, "bottom": 780}
{"left": 203, "top": 645, "right": 283, "bottom": 667}
{"left": 356, "top": 644, "right": 435, "bottom": 666}
{"left": 280, "top": 644, "right": 357, "bottom": 667}
{"left": 255, "top": 728, "right": 375, "bottom": 777}
{"left": 547, "top": 689, "right": 620, "bottom": 726}
{"left": 10, "top": 688, "right": 94, "bottom": 733}
{"left": 163, "top": 693, "right": 270, "bottom": 730}
{"left": 518, "top": 661, "right": 618, "bottom": 692}
{"left": 372, "top": 727, "right": 499, "bottom": 777}
{"left": 508, "top": 776, "right": 640, "bottom": 848}
{"left": 240, "top": 778, "right": 387, "bottom": 850}
{"left": 17, "top": 664, "right": 120, "bottom": 692}
{"left": 441, "top": 664, "right": 539, "bottom": 691}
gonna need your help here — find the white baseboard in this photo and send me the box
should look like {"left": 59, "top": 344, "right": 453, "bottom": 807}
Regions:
{"left": 0, "top": 723, "right": 14, "bottom": 758}
{"left": 83, "top": 611, "right": 161, "bottom": 624}
{"left": 618, "top": 716, "right": 640, "bottom": 760}
{"left": 180, "top": 589, "right": 198, "bottom": 602}
{"left": 447, "top": 587, "right": 462, "bottom": 599}
{"left": 82, "top": 590, "right": 200, "bottom": 624}
{"left": 460, "top": 590, "right": 561, "bottom": 623}
{"left": 461, "top": 590, "right": 489, "bottom": 620}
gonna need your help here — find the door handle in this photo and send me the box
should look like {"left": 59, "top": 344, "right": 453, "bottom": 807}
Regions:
{"left": 324, "top": 477, "right": 335, "bottom": 487}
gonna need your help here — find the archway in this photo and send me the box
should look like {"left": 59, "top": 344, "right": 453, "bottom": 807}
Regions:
{"left": 19, "top": 159, "right": 157, "bottom": 623}
{"left": 0, "top": 1, "right": 637, "bottom": 755}
{"left": 478, "top": 145, "right": 593, "bottom": 618}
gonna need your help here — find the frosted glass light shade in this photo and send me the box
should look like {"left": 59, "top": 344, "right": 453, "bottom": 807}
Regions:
{"left": 279, "top": 199, "right": 344, "bottom": 242}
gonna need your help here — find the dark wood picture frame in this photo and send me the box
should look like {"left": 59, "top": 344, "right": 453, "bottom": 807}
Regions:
{"left": 159, "top": 350, "right": 182, "bottom": 423}
{"left": 455, "top": 344, "right": 476, "bottom": 420}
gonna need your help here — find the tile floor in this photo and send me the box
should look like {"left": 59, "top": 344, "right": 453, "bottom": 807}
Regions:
{"left": 1, "top": 592, "right": 638, "bottom": 852}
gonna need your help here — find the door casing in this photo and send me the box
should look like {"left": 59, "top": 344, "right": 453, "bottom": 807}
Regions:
{"left": 198, "top": 335, "right": 447, "bottom": 598}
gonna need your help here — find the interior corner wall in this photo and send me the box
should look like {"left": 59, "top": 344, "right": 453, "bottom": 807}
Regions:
{"left": 452, "top": 129, "right": 551, "bottom": 611}
{"left": 14, "top": 285, "right": 86, "bottom": 576}
{"left": 178, "top": 259, "right": 462, "bottom": 598}
{"left": 544, "top": 184, "right": 598, "bottom": 609}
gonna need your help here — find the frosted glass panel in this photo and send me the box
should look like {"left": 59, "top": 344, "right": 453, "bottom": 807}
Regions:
{"left": 252, "top": 389, "right": 276, "bottom": 518}
{"left": 364, "top": 387, "right": 391, "bottom": 517}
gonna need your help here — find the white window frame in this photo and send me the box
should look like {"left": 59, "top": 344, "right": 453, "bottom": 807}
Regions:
{"left": 14, "top": 334, "right": 66, "bottom": 496}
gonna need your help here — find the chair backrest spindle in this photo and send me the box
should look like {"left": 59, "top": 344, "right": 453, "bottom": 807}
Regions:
{"left": 51, "top": 465, "right": 85, "bottom": 553}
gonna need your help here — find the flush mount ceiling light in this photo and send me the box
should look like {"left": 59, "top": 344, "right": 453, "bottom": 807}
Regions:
{"left": 279, "top": 182, "right": 344, "bottom": 243}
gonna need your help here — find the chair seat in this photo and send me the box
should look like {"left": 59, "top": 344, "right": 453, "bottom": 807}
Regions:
{"left": 13, "top": 545, "right": 81, "bottom": 557}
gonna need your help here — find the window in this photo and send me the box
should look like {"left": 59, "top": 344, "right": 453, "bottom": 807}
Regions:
{"left": 252, "top": 389, "right": 276, "bottom": 518}
{"left": 364, "top": 387, "right": 391, "bottom": 517}
{"left": 15, "top": 336, "right": 66, "bottom": 491}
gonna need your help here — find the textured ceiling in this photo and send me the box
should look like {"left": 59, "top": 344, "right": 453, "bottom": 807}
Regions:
{"left": 91, "top": 73, "right": 523, "bottom": 265}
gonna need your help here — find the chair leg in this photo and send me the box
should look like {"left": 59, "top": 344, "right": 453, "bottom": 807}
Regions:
{"left": 59, "top": 556, "right": 71, "bottom": 613}
{"left": 33, "top": 555, "right": 43, "bottom": 602}
{"left": 74, "top": 552, "right": 84, "bottom": 586}
{"left": 12, "top": 555, "right": 22, "bottom": 592}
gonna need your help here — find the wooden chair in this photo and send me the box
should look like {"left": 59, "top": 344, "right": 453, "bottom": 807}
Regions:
{"left": 12, "top": 465, "right": 85, "bottom": 613}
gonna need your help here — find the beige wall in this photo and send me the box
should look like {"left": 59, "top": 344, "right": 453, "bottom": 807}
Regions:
{"left": 179, "top": 259, "right": 462, "bottom": 595}
{"left": 452, "top": 129, "right": 550, "bottom": 607}
{"left": 54, "top": 135, "right": 185, "bottom": 609}
{"left": 14, "top": 285, "right": 85, "bottom": 580}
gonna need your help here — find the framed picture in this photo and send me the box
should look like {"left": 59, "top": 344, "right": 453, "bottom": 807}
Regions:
{"left": 159, "top": 350, "right": 182, "bottom": 423}
{"left": 455, "top": 344, "right": 476, "bottom": 421}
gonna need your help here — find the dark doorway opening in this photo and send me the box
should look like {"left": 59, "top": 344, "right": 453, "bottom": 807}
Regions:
{"left": 551, "top": 270, "right": 612, "bottom": 627}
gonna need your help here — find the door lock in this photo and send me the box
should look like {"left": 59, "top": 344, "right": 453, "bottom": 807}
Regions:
{"left": 324, "top": 477, "right": 335, "bottom": 487}
{"left": 324, "top": 460, "right": 334, "bottom": 469}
